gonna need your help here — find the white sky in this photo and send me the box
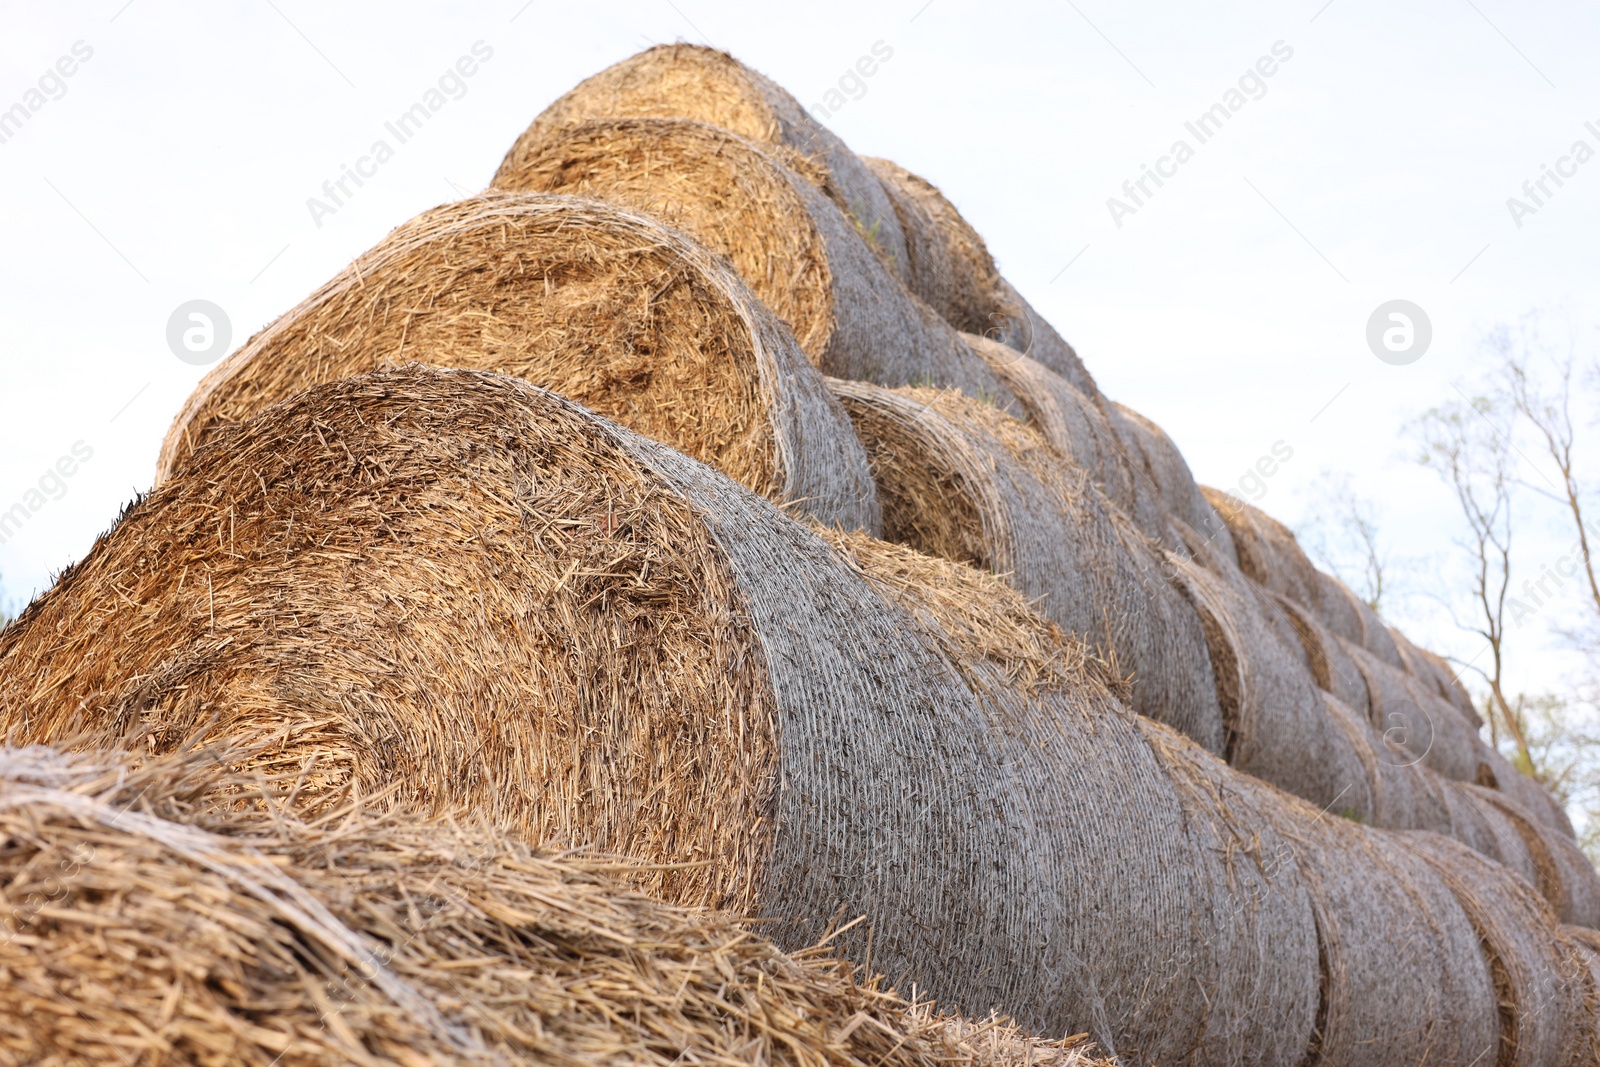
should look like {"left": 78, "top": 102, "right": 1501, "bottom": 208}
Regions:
{"left": 2, "top": 0, "right": 1598, "bottom": 702}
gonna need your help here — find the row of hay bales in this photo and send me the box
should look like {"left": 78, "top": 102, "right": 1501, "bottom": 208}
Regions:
{"left": 1, "top": 41, "right": 1597, "bottom": 1065}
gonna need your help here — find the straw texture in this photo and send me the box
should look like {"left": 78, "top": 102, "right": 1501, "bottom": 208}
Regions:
{"left": 0, "top": 744, "right": 1113, "bottom": 1067}
{"left": 155, "top": 192, "right": 880, "bottom": 535}
{"left": 491, "top": 118, "right": 1015, "bottom": 407}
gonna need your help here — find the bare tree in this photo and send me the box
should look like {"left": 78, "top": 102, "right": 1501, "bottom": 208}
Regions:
{"left": 1493, "top": 316, "right": 1600, "bottom": 637}
{"left": 1299, "top": 473, "right": 1389, "bottom": 613}
{"left": 1410, "top": 394, "right": 1535, "bottom": 773}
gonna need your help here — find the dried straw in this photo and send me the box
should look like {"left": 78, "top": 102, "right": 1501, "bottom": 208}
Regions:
{"left": 1110, "top": 408, "right": 1237, "bottom": 563}
{"left": 1469, "top": 785, "right": 1600, "bottom": 930}
{"left": 498, "top": 44, "right": 913, "bottom": 280}
{"left": 0, "top": 744, "right": 1113, "bottom": 1067}
{"left": 155, "top": 192, "right": 881, "bottom": 534}
{"left": 490, "top": 118, "right": 1015, "bottom": 407}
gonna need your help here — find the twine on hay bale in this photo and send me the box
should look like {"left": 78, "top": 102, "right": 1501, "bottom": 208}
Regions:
{"left": 861, "top": 156, "right": 1096, "bottom": 395}
{"left": 827, "top": 378, "right": 1227, "bottom": 754}
{"left": 496, "top": 43, "right": 913, "bottom": 282}
{"left": 155, "top": 192, "right": 880, "bottom": 535}
{"left": 0, "top": 744, "right": 1114, "bottom": 1067}
{"left": 491, "top": 118, "right": 1015, "bottom": 408}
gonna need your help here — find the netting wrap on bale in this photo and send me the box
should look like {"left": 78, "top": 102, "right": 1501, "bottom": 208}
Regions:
{"left": 156, "top": 192, "right": 881, "bottom": 535}
{"left": 828, "top": 534, "right": 1321, "bottom": 1066}
{"left": 0, "top": 745, "right": 1113, "bottom": 1067}
{"left": 827, "top": 378, "right": 1226, "bottom": 753}
{"left": 498, "top": 43, "right": 913, "bottom": 280}
{"left": 491, "top": 118, "right": 1014, "bottom": 407}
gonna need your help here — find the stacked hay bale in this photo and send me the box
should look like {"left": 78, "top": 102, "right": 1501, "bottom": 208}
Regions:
{"left": 156, "top": 193, "right": 879, "bottom": 535}
{"left": 491, "top": 118, "right": 1016, "bottom": 409}
{"left": 4, "top": 39, "right": 1595, "bottom": 1067}
{"left": 0, "top": 745, "right": 1112, "bottom": 1067}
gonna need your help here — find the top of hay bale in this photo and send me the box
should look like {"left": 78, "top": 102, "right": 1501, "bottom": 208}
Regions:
{"left": 156, "top": 192, "right": 880, "bottom": 535}
{"left": 501, "top": 43, "right": 913, "bottom": 279}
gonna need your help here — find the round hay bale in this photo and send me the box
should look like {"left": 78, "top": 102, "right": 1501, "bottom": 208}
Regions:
{"left": 826, "top": 378, "right": 1226, "bottom": 753}
{"left": 1110, "top": 407, "right": 1237, "bottom": 562}
{"left": 825, "top": 531, "right": 1320, "bottom": 1065}
{"left": 1133, "top": 721, "right": 1322, "bottom": 1067}
{"left": 1162, "top": 550, "right": 1378, "bottom": 822}
{"left": 489, "top": 118, "right": 1015, "bottom": 408}
{"left": 1265, "top": 813, "right": 1500, "bottom": 1065}
{"left": 1437, "top": 776, "right": 1514, "bottom": 861}
{"left": 1344, "top": 639, "right": 1482, "bottom": 783}
{"left": 1414, "top": 641, "right": 1485, "bottom": 729}
{"left": 1408, "top": 832, "right": 1582, "bottom": 1067}
{"left": 155, "top": 193, "right": 879, "bottom": 535}
{"left": 498, "top": 44, "right": 913, "bottom": 280}
{"left": 1266, "top": 591, "right": 1372, "bottom": 719}
{"left": 1470, "top": 785, "right": 1600, "bottom": 930}
{"left": 861, "top": 155, "right": 1096, "bottom": 395}
{"left": 1, "top": 365, "right": 1054, "bottom": 1024}
{"left": 0, "top": 745, "right": 1114, "bottom": 1067}
{"left": 959, "top": 332, "right": 1171, "bottom": 544}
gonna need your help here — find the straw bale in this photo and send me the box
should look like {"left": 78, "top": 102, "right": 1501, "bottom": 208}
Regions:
{"left": 490, "top": 118, "right": 1015, "bottom": 407}
{"left": 1467, "top": 783, "right": 1544, "bottom": 885}
{"left": 862, "top": 156, "right": 1096, "bottom": 395}
{"left": 1131, "top": 722, "right": 1323, "bottom": 1066}
{"left": 1267, "top": 812, "right": 1500, "bottom": 1064}
{"left": 0, "top": 745, "right": 1113, "bottom": 1067}
{"left": 500, "top": 44, "right": 913, "bottom": 279}
{"left": 1409, "top": 832, "right": 1582, "bottom": 1067}
{"left": 1, "top": 366, "right": 1064, "bottom": 1023}
{"left": 1470, "top": 785, "right": 1600, "bottom": 930}
{"left": 1415, "top": 640, "right": 1486, "bottom": 729}
{"left": 1162, "top": 551, "right": 1377, "bottom": 822}
{"left": 154, "top": 193, "right": 879, "bottom": 534}
{"left": 960, "top": 331, "right": 1170, "bottom": 544}
{"left": 1110, "top": 408, "right": 1237, "bottom": 563}
{"left": 828, "top": 379, "right": 1227, "bottom": 753}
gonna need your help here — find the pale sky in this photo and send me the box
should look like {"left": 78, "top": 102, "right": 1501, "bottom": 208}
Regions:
{"left": 3, "top": 0, "right": 1598, "bottom": 702}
